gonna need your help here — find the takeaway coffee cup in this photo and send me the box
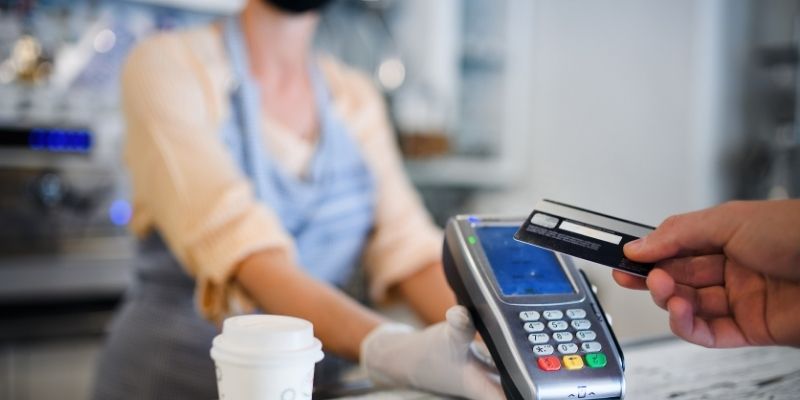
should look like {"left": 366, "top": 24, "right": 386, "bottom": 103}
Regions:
{"left": 210, "top": 315, "right": 324, "bottom": 400}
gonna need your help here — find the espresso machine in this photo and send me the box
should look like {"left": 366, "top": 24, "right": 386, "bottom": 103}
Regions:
{"left": 0, "top": 1, "right": 141, "bottom": 340}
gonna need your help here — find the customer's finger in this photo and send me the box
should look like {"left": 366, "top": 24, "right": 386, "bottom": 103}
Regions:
{"left": 645, "top": 268, "right": 675, "bottom": 310}
{"left": 689, "top": 286, "right": 730, "bottom": 318}
{"left": 646, "top": 269, "right": 730, "bottom": 317}
{"left": 624, "top": 203, "right": 745, "bottom": 263}
{"left": 667, "top": 297, "right": 750, "bottom": 348}
{"left": 656, "top": 255, "right": 725, "bottom": 288}
{"left": 667, "top": 296, "right": 713, "bottom": 347}
{"left": 612, "top": 270, "right": 647, "bottom": 290}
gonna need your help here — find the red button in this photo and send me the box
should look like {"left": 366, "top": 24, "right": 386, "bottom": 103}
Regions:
{"left": 537, "top": 356, "right": 561, "bottom": 371}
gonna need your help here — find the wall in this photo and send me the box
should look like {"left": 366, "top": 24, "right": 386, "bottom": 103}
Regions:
{"left": 467, "top": 0, "right": 751, "bottom": 341}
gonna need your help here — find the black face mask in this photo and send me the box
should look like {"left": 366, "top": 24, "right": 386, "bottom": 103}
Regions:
{"left": 263, "top": 0, "right": 333, "bottom": 14}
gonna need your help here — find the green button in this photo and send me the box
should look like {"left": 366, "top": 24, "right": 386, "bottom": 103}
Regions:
{"left": 585, "top": 353, "right": 607, "bottom": 368}
{"left": 467, "top": 236, "right": 477, "bottom": 245}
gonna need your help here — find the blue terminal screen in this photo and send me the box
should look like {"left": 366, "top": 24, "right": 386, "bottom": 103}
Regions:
{"left": 475, "top": 226, "right": 575, "bottom": 296}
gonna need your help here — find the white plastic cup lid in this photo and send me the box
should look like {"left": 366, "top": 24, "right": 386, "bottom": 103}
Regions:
{"left": 223, "top": 315, "right": 313, "bottom": 351}
{"left": 211, "top": 315, "right": 324, "bottom": 366}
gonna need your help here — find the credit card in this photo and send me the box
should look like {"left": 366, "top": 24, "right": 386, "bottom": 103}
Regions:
{"left": 514, "top": 199, "right": 656, "bottom": 277}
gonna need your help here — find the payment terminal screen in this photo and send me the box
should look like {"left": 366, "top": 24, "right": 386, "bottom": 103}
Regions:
{"left": 475, "top": 226, "right": 575, "bottom": 296}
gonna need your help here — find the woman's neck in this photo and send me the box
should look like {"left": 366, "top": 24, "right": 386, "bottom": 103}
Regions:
{"left": 240, "top": 1, "right": 318, "bottom": 81}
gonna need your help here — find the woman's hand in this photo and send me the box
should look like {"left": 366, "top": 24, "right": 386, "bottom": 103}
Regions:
{"left": 360, "top": 305, "right": 504, "bottom": 399}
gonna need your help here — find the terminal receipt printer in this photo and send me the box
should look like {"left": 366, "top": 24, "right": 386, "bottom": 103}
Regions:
{"left": 443, "top": 216, "right": 625, "bottom": 400}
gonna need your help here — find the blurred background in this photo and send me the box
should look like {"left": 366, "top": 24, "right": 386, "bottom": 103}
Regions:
{"left": 0, "top": 0, "right": 798, "bottom": 398}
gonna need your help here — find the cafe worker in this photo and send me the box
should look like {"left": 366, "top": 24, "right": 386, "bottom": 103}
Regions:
{"left": 92, "top": 0, "right": 502, "bottom": 399}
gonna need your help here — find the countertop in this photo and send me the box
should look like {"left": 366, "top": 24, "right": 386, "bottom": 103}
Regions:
{"left": 332, "top": 337, "right": 800, "bottom": 400}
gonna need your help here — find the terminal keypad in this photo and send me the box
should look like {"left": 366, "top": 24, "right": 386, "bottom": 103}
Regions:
{"left": 520, "top": 308, "right": 606, "bottom": 372}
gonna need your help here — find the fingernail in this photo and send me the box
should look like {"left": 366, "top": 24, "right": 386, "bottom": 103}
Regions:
{"left": 625, "top": 238, "right": 643, "bottom": 252}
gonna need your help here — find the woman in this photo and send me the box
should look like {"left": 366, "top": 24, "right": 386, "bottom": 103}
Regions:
{"left": 92, "top": 0, "right": 501, "bottom": 399}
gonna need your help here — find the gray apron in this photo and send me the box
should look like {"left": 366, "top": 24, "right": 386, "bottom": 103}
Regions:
{"left": 92, "top": 16, "right": 376, "bottom": 400}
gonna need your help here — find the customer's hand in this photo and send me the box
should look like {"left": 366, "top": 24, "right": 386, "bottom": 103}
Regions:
{"left": 361, "top": 305, "right": 504, "bottom": 399}
{"left": 613, "top": 200, "right": 800, "bottom": 348}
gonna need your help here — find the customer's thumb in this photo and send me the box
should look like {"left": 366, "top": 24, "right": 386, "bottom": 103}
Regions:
{"left": 623, "top": 223, "right": 687, "bottom": 263}
{"left": 623, "top": 236, "right": 647, "bottom": 259}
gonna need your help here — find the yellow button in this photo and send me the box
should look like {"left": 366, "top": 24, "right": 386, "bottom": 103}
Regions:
{"left": 562, "top": 355, "right": 584, "bottom": 370}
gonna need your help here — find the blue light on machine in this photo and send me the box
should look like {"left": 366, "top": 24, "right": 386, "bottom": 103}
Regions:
{"left": 467, "top": 215, "right": 480, "bottom": 224}
{"left": 29, "top": 129, "right": 45, "bottom": 150}
{"left": 109, "top": 199, "right": 132, "bottom": 226}
{"left": 28, "top": 128, "right": 92, "bottom": 153}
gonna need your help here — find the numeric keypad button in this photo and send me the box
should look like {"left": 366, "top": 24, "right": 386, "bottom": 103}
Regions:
{"left": 523, "top": 322, "right": 545, "bottom": 333}
{"left": 566, "top": 309, "right": 587, "bottom": 319}
{"left": 532, "top": 344, "right": 554, "bottom": 356}
{"left": 576, "top": 330, "right": 597, "bottom": 342}
{"left": 547, "top": 321, "right": 568, "bottom": 331}
{"left": 571, "top": 319, "right": 592, "bottom": 330}
{"left": 552, "top": 331, "right": 574, "bottom": 343}
{"left": 557, "top": 343, "right": 578, "bottom": 354}
{"left": 542, "top": 310, "right": 564, "bottom": 320}
{"left": 581, "top": 342, "right": 603, "bottom": 353}
{"left": 528, "top": 333, "right": 549, "bottom": 344}
{"left": 519, "top": 311, "right": 541, "bottom": 321}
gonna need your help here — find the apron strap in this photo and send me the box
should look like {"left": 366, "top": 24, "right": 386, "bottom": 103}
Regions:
{"left": 223, "top": 16, "right": 269, "bottom": 200}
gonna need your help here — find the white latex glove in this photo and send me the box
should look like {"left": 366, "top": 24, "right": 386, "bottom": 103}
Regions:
{"left": 360, "top": 305, "right": 505, "bottom": 399}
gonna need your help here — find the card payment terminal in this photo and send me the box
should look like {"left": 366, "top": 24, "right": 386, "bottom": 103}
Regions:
{"left": 443, "top": 216, "right": 625, "bottom": 400}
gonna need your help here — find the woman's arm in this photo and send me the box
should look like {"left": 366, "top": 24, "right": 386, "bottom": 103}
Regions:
{"left": 394, "top": 262, "right": 456, "bottom": 325}
{"left": 235, "top": 248, "right": 385, "bottom": 360}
